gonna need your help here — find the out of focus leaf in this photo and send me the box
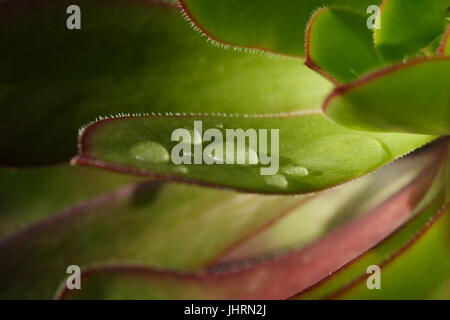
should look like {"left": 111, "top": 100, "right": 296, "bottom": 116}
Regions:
{"left": 0, "top": 181, "right": 307, "bottom": 299}
{"left": 57, "top": 145, "right": 444, "bottom": 299}
{"left": 1, "top": 143, "right": 440, "bottom": 299}
{"left": 60, "top": 202, "right": 449, "bottom": 300}
{"left": 216, "top": 151, "right": 433, "bottom": 263}
{"left": 297, "top": 143, "right": 450, "bottom": 299}
{"left": 74, "top": 113, "right": 433, "bottom": 194}
{"left": 0, "top": 166, "right": 141, "bottom": 238}
{"left": 179, "top": 0, "right": 376, "bottom": 57}
{"left": 324, "top": 57, "right": 450, "bottom": 135}
{"left": 298, "top": 193, "right": 448, "bottom": 299}
{"left": 0, "top": 0, "right": 329, "bottom": 166}
{"left": 305, "top": 7, "right": 381, "bottom": 83}
{"left": 334, "top": 207, "right": 450, "bottom": 299}
{"left": 375, "top": 0, "right": 450, "bottom": 61}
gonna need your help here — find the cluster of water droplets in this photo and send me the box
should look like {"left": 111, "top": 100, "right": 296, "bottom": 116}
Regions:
{"left": 128, "top": 122, "right": 311, "bottom": 190}
{"left": 263, "top": 164, "right": 310, "bottom": 189}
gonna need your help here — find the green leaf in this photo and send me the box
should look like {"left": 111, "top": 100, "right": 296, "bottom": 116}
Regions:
{"left": 305, "top": 7, "right": 381, "bottom": 83}
{"left": 63, "top": 206, "right": 449, "bottom": 300}
{"left": 216, "top": 148, "right": 436, "bottom": 264}
{"left": 298, "top": 203, "right": 450, "bottom": 299}
{"left": 1, "top": 143, "right": 440, "bottom": 299}
{"left": 217, "top": 150, "right": 433, "bottom": 263}
{"left": 180, "top": 0, "right": 377, "bottom": 57}
{"left": 336, "top": 207, "right": 450, "bottom": 299}
{"left": 74, "top": 113, "right": 433, "bottom": 194}
{"left": 297, "top": 142, "right": 450, "bottom": 299}
{"left": 0, "top": 178, "right": 307, "bottom": 299}
{"left": 0, "top": 166, "right": 141, "bottom": 239}
{"left": 324, "top": 57, "right": 450, "bottom": 135}
{"left": 58, "top": 144, "right": 446, "bottom": 299}
{"left": 438, "top": 24, "right": 450, "bottom": 54}
{"left": 0, "top": 0, "right": 330, "bottom": 166}
{"left": 375, "top": 0, "right": 450, "bottom": 61}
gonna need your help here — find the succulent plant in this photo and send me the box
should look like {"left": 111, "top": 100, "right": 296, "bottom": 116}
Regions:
{"left": 1, "top": 0, "right": 449, "bottom": 299}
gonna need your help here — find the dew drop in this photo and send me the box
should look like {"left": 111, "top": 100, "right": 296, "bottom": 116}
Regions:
{"left": 173, "top": 165, "right": 189, "bottom": 174}
{"left": 130, "top": 141, "right": 170, "bottom": 163}
{"left": 282, "top": 165, "right": 309, "bottom": 178}
{"left": 264, "top": 174, "right": 288, "bottom": 189}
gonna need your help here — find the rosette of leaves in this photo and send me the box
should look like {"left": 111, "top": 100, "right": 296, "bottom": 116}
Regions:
{"left": 1, "top": 0, "right": 450, "bottom": 299}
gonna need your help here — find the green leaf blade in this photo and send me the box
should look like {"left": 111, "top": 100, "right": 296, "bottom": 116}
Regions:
{"left": 296, "top": 142, "right": 450, "bottom": 299}
{"left": 375, "top": 0, "right": 450, "bottom": 62}
{"left": 0, "top": 178, "right": 308, "bottom": 299}
{"left": 306, "top": 7, "right": 381, "bottom": 83}
{"left": 75, "top": 113, "right": 434, "bottom": 194}
{"left": 59, "top": 145, "right": 448, "bottom": 299}
{"left": 0, "top": 165, "right": 141, "bottom": 239}
{"left": 324, "top": 57, "right": 450, "bottom": 135}
{"left": 180, "top": 0, "right": 377, "bottom": 57}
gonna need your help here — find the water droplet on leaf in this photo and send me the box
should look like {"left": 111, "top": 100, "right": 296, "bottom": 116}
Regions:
{"left": 264, "top": 174, "right": 288, "bottom": 189}
{"left": 130, "top": 141, "right": 169, "bottom": 163}
{"left": 173, "top": 165, "right": 189, "bottom": 174}
{"left": 282, "top": 165, "right": 309, "bottom": 179}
